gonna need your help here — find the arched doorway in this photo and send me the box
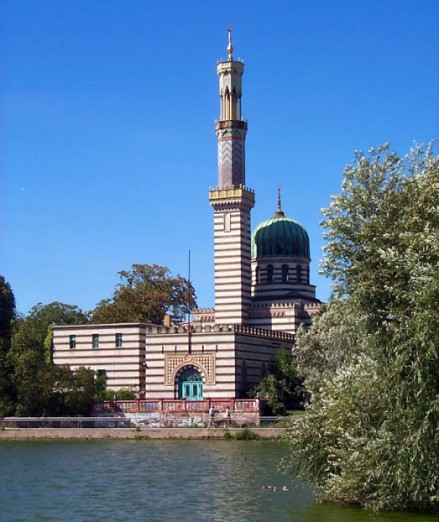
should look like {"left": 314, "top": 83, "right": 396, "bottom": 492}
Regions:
{"left": 177, "top": 367, "right": 204, "bottom": 400}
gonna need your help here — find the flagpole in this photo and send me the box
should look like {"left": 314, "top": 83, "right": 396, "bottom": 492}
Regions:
{"left": 188, "top": 250, "right": 192, "bottom": 354}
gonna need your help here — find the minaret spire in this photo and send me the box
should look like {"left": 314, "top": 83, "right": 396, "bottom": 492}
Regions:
{"left": 275, "top": 186, "right": 285, "bottom": 217}
{"left": 227, "top": 27, "right": 233, "bottom": 61}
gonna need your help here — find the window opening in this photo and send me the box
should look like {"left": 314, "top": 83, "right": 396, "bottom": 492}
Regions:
{"left": 282, "top": 264, "right": 289, "bottom": 283}
{"left": 96, "top": 369, "right": 107, "bottom": 390}
{"left": 267, "top": 265, "right": 274, "bottom": 283}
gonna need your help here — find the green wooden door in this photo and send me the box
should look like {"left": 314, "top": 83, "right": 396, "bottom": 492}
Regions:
{"left": 178, "top": 368, "right": 203, "bottom": 400}
{"left": 182, "top": 381, "right": 203, "bottom": 400}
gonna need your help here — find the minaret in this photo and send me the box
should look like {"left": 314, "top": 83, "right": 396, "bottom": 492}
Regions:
{"left": 209, "top": 30, "right": 255, "bottom": 325}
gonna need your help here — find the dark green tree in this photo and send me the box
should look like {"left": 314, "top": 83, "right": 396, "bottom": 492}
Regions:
{"left": 50, "top": 366, "right": 100, "bottom": 416}
{"left": 0, "top": 276, "right": 17, "bottom": 415}
{"left": 256, "top": 347, "right": 304, "bottom": 415}
{"left": 0, "top": 276, "right": 16, "bottom": 338}
{"left": 283, "top": 144, "right": 438, "bottom": 512}
{"left": 91, "top": 264, "right": 196, "bottom": 325}
{"left": 9, "top": 302, "right": 88, "bottom": 415}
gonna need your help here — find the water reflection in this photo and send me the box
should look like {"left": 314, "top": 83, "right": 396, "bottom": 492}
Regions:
{"left": 0, "top": 440, "right": 435, "bottom": 522}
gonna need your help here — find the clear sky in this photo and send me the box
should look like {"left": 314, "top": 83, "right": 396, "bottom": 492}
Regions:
{"left": 2, "top": 0, "right": 438, "bottom": 316}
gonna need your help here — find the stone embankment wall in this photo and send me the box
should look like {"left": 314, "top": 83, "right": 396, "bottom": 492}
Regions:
{"left": 0, "top": 427, "right": 285, "bottom": 440}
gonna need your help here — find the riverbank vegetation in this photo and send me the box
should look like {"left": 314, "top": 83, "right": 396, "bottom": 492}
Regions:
{"left": 283, "top": 144, "right": 438, "bottom": 513}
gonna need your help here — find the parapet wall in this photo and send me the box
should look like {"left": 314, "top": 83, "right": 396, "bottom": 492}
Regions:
{"left": 146, "top": 323, "right": 294, "bottom": 341}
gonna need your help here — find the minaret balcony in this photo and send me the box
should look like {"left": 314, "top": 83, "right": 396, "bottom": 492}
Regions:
{"left": 209, "top": 186, "right": 255, "bottom": 207}
{"left": 215, "top": 120, "right": 247, "bottom": 131}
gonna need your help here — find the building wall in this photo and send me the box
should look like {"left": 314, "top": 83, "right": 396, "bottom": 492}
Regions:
{"left": 248, "top": 302, "right": 322, "bottom": 333}
{"left": 209, "top": 187, "right": 255, "bottom": 325}
{"left": 53, "top": 323, "right": 294, "bottom": 400}
{"left": 251, "top": 256, "right": 316, "bottom": 302}
{"left": 234, "top": 331, "right": 294, "bottom": 395}
{"left": 144, "top": 326, "right": 237, "bottom": 399}
{"left": 53, "top": 323, "right": 147, "bottom": 391}
{"left": 143, "top": 325, "right": 293, "bottom": 399}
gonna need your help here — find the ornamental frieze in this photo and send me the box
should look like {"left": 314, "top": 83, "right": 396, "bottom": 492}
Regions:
{"left": 164, "top": 353, "right": 216, "bottom": 386}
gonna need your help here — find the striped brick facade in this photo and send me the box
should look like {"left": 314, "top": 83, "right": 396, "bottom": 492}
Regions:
{"left": 53, "top": 323, "right": 293, "bottom": 397}
{"left": 247, "top": 302, "right": 321, "bottom": 334}
{"left": 53, "top": 323, "right": 147, "bottom": 390}
{"left": 209, "top": 187, "right": 254, "bottom": 324}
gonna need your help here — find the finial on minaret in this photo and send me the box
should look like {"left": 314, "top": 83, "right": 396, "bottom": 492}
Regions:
{"left": 275, "top": 186, "right": 285, "bottom": 217}
{"left": 227, "top": 27, "right": 233, "bottom": 61}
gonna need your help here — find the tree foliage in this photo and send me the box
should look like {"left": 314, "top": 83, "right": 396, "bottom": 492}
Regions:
{"left": 91, "top": 264, "right": 196, "bottom": 325}
{"left": 7, "top": 302, "right": 92, "bottom": 416}
{"left": 0, "top": 276, "right": 16, "bottom": 338}
{"left": 294, "top": 300, "right": 367, "bottom": 399}
{"left": 255, "top": 347, "right": 304, "bottom": 415}
{"left": 50, "top": 365, "right": 102, "bottom": 416}
{"left": 0, "top": 276, "right": 17, "bottom": 415}
{"left": 283, "top": 144, "right": 438, "bottom": 513}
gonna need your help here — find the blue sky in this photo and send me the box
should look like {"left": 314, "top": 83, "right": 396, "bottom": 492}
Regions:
{"left": 2, "top": 1, "right": 438, "bottom": 315}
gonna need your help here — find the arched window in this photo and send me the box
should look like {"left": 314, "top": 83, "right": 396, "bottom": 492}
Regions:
{"left": 224, "top": 86, "right": 231, "bottom": 119}
{"left": 256, "top": 266, "right": 261, "bottom": 283}
{"left": 282, "top": 264, "right": 289, "bottom": 283}
{"left": 267, "top": 264, "right": 274, "bottom": 283}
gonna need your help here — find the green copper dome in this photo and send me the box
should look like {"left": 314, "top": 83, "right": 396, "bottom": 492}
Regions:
{"left": 251, "top": 210, "right": 310, "bottom": 260}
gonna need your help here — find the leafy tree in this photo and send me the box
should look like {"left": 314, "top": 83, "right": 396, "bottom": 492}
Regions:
{"left": 91, "top": 264, "right": 196, "bottom": 325}
{"left": 256, "top": 347, "right": 304, "bottom": 415}
{"left": 9, "top": 302, "right": 88, "bottom": 415}
{"left": 294, "top": 300, "right": 365, "bottom": 399}
{"left": 0, "top": 276, "right": 17, "bottom": 415}
{"left": 0, "top": 276, "right": 16, "bottom": 338}
{"left": 283, "top": 144, "right": 438, "bottom": 512}
{"left": 50, "top": 366, "right": 99, "bottom": 416}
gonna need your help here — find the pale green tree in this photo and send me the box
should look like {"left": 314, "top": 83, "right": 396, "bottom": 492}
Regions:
{"left": 283, "top": 144, "right": 438, "bottom": 513}
{"left": 294, "top": 300, "right": 365, "bottom": 399}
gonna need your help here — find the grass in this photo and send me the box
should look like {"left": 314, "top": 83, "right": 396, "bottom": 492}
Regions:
{"left": 233, "top": 427, "right": 261, "bottom": 440}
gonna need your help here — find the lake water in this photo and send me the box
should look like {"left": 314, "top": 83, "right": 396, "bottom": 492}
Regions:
{"left": 0, "top": 440, "right": 435, "bottom": 522}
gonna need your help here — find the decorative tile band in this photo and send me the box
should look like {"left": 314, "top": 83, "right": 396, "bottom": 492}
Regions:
{"left": 164, "top": 353, "right": 216, "bottom": 386}
{"left": 218, "top": 139, "right": 245, "bottom": 188}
